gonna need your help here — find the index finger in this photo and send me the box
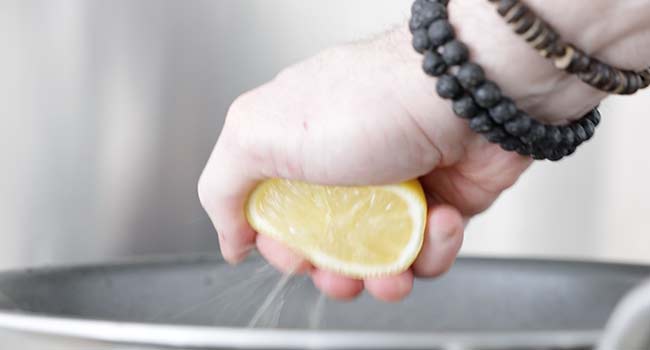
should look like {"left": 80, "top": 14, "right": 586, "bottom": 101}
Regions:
{"left": 198, "top": 140, "right": 259, "bottom": 263}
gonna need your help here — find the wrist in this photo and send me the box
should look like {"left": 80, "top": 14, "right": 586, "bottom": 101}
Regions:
{"left": 447, "top": 0, "right": 607, "bottom": 124}
{"left": 524, "top": 0, "right": 650, "bottom": 70}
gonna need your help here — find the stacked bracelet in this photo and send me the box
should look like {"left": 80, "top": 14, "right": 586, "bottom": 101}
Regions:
{"left": 488, "top": 0, "right": 650, "bottom": 95}
{"left": 410, "top": 0, "right": 600, "bottom": 161}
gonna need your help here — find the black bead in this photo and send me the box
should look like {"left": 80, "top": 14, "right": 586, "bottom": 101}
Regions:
{"left": 489, "top": 98, "right": 517, "bottom": 124}
{"left": 419, "top": 2, "right": 448, "bottom": 23}
{"left": 485, "top": 127, "right": 508, "bottom": 143}
{"left": 516, "top": 143, "right": 532, "bottom": 156}
{"left": 520, "top": 121, "right": 546, "bottom": 145}
{"left": 422, "top": 50, "right": 447, "bottom": 76}
{"left": 436, "top": 74, "right": 462, "bottom": 99}
{"left": 409, "top": 15, "right": 425, "bottom": 33}
{"left": 531, "top": 147, "right": 546, "bottom": 160}
{"left": 565, "top": 147, "right": 577, "bottom": 156}
{"left": 560, "top": 126, "right": 575, "bottom": 147}
{"left": 572, "top": 124, "right": 588, "bottom": 146}
{"left": 581, "top": 119, "right": 596, "bottom": 140}
{"left": 428, "top": 20, "right": 454, "bottom": 47}
{"left": 441, "top": 40, "right": 469, "bottom": 66}
{"left": 560, "top": 146, "right": 574, "bottom": 157}
{"left": 547, "top": 149, "right": 565, "bottom": 162}
{"left": 500, "top": 137, "right": 522, "bottom": 152}
{"left": 412, "top": 29, "right": 431, "bottom": 54}
{"left": 457, "top": 63, "right": 486, "bottom": 89}
{"left": 540, "top": 126, "right": 562, "bottom": 148}
{"left": 411, "top": 0, "right": 430, "bottom": 15}
{"left": 473, "top": 82, "right": 502, "bottom": 108}
{"left": 588, "top": 109, "right": 601, "bottom": 126}
{"left": 452, "top": 95, "right": 480, "bottom": 119}
{"left": 469, "top": 113, "right": 494, "bottom": 133}
{"left": 504, "top": 113, "right": 532, "bottom": 136}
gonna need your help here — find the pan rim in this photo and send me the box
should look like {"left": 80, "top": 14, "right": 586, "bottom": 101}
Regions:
{"left": 0, "top": 310, "right": 601, "bottom": 349}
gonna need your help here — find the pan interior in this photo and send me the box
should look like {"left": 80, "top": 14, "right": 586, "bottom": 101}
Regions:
{"left": 0, "top": 255, "right": 647, "bottom": 332}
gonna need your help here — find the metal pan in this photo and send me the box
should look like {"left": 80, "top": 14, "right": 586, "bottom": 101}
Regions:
{"left": 0, "top": 254, "right": 648, "bottom": 350}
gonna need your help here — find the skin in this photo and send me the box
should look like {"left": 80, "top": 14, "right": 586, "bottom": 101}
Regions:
{"left": 198, "top": 0, "right": 650, "bottom": 301}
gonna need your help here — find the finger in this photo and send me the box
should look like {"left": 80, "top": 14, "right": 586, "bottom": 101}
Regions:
{"left": 256, "top": 234, "right": 312, "bottom": 275}
{"left": 413, "top": 203, "right": 464, "bottom": 277}
{"left": 311, "top": 269, "right": 364, "bottom": 300}
{"left": 198, "top": 142, "right": 259, "bottom": 264}
{"left": 364, "top": 270, "right": 414, "bottom": 302}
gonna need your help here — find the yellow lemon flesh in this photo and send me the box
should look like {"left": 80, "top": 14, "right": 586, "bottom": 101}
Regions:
{"left": 245, "top": 179, "right": 427, "bottom": 278}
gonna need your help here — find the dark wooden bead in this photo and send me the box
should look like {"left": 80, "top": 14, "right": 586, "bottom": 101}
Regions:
{"left": 473, "top": 82, "right": 502, "bottom": 108}
{"left": 581, "top": 119, "right": 596, "bottom": 140}
{"left": 641, "top": 69, "right": 650, "bottom": 88}
{"left": 423, "top": 50, "right": 447, "bottom": 76}
{"left": 485, "top": 127, "right": 508, "bottom": 143}
{"left": 428, "top": 20, "right": 454, "bottom": 47}
{"left": 594, "top": 63, "right": 614, "bottom": 90}
{"left": 505, "top": 3, "right": 527, "bottom": 23}
{"left": 496, "top": 0, "right": 517, "bottom": 16}
{"left": 436, "top": 74, "right": 462, "bottom": 99}
{"left": 489, "top": 98, "right": 518, "bottom": 124}
{"left": 457, "top": 63, "right": 486, "bottom": 89}
{"left": 613, "top": 70, "right": 630, "bottom": 94}
{"left": 500, "top": 137, "right": 522, "bottom": 152}
{"left": 623, "top": 71, "right": 641, "bottom": 95}
{"left": 586, "top": 62, "right": 608, "bottom": 87}
{"left": 452, "top": 95, "right": 480, "bottom": 119}
{"left": 523, "top": 18, "right": 544, "bottom": 43}
{"left": 578, "top": 69, "right": 598, "bottom": 87}
{"left": 513, "top": 12, "right": 535, "bottom": 34}
{"left": 546, "top": 41, "right": 566, "bottom": 57}
{"left": 412, "top": 29, "right": 431, "bottom": 53}
{"left": 535, "top": 30, "right": 558, "bottom": 53}
{"left": 504, "top": 114, "right": 532, "bottom": 136}
{"left": 603, "top": 66, "right": 621, "bottom": 92}
{"left": 567, "top": 49, "right": 591, "bottom": 73}
{"left": 469, "top": 113, "right": 494, "bottom": 133}
{"left": 441, "top": 40, "right": 469, "bottom": 66}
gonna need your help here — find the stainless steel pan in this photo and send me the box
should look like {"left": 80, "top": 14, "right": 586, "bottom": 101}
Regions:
{"left": 0, "top": 254, "right": 648, "bottom": 349}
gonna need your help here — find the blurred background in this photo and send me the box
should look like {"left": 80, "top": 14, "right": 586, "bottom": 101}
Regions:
{"left": 1, "top": 0, "right": 648, "bottom": 271}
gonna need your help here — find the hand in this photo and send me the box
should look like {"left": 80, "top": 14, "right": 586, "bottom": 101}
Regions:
{"left": 198, "top": 0, "right": 648, "bottom": 301}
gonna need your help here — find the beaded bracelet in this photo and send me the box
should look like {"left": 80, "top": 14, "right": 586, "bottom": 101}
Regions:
{"left": 488, "top": 0, "right": 650, "bottom": 95}
{"left": 410, "top": 0, "right": 600, "bottom": 161}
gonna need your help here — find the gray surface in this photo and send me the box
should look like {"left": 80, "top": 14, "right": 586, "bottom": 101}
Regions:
{"left": 0, "top": 254, "right": 648, "bottom": 349}
{"left": 599, "top": 279, "right": 650, "bottom": 350}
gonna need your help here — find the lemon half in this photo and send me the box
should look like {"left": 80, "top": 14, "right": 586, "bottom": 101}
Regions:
{"left": 245, "top": 179, "right": 427, "bottom": 278}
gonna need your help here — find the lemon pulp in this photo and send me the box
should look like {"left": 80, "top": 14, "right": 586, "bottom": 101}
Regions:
{"left": 245, "top": 179, "right": 427, "bottom": 278}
